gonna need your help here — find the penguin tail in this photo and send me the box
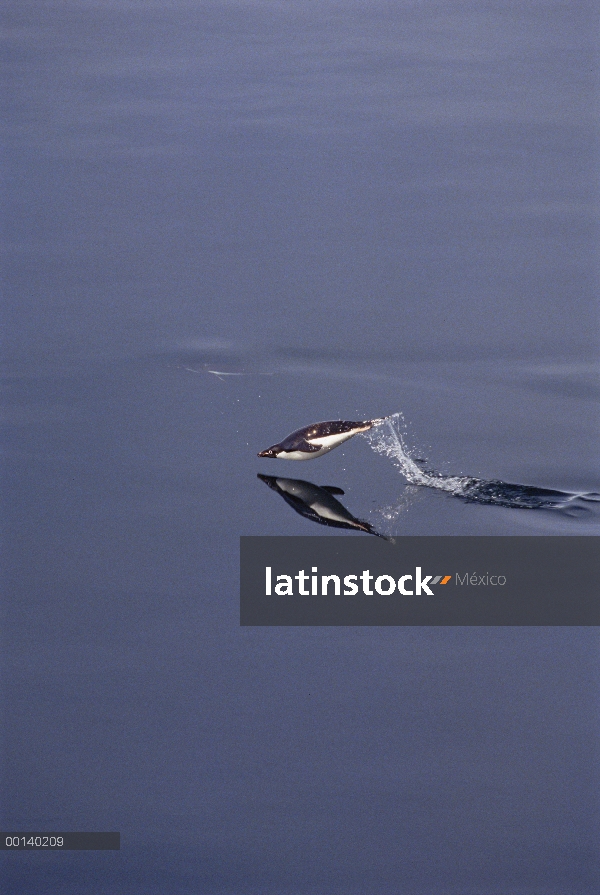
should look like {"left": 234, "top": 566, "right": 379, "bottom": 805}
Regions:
{"left": 365, "top": 416, "right": 390, "bottom": 428}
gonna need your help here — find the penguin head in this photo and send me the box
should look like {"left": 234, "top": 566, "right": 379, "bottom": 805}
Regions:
{"left": 257, "top": 444, "right": 281, "bottom": 458}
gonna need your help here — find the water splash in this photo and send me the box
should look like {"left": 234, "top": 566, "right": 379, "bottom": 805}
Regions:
{"left": 364, "top": 413, "right": 599, "bottom": 511}
{"left": 364, "top": 414, "right": 473, "bottom": 493}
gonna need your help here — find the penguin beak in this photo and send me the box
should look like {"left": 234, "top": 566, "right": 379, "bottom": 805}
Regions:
{"left": 257, "top": 473, "right": 278, "bottom": 488}
{"left": 258, "top": 446, "right": 279, "bottom": 458}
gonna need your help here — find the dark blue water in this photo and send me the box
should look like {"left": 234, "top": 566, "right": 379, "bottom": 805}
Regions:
{"left": 3, "top": 2, "right": 599, "bottom": 892}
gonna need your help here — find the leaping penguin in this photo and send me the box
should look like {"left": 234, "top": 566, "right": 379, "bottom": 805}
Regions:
{"left": 258, "top": 418, "right": 386, "bottom": 460}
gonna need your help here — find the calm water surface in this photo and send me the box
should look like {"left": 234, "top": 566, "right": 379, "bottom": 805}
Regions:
{"left": 2, "top": 2, "right": 599, "bottom": 892}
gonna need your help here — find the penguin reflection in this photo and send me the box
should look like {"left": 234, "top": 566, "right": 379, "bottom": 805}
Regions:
{"left": 258, "top": 474, "right": 389, "bottom": 539}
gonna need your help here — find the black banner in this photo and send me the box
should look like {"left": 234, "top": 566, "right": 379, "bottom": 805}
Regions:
{"left": 240, "top": 536, "right": 599, "bottom": 625}
{"left": 1, "top": 833, "right": 120, "bottom": 850}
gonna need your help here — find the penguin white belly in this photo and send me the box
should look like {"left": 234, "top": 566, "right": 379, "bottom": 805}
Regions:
{"left": 308, "top": 431, "right": 356, "bottom": 451}
{"left": 278, "top": 447, "right": 331, "bottom": 460}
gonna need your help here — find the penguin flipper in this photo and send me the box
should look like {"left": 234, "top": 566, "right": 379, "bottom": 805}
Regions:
{"left": 295, "top": 439, "right": 323, "bottom": 453}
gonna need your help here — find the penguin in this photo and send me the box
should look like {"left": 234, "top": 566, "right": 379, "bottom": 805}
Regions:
{"left": 258, "top": 418, "right": 386, "bottom": 460}
{"left": 257, "top": 474, "right": 389, "bottom": 539}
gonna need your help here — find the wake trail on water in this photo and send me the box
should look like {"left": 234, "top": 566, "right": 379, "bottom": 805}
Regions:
{"left": 364, "top": 414, "right": 600, "bottom": 512}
